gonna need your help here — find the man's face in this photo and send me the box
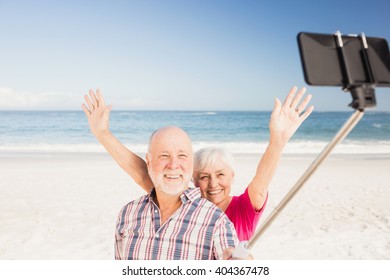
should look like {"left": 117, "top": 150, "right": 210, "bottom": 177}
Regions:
{"left": 147, "top": 127, "right": 193, "bottom": 196}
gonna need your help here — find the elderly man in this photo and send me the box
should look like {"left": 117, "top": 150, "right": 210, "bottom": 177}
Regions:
{"left": 113, "top": 126, "right": 238, "bottom": 260}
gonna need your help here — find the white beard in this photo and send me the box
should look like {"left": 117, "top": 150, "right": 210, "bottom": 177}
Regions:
{"left": 149, "top": 169, "right": 190, "bottom": 196}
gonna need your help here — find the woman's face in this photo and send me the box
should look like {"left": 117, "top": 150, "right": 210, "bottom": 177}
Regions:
{"left": 193, "top": 158, "right": 234, "bottom": 206}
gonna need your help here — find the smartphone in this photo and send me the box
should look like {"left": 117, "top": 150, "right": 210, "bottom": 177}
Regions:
{"left": 297, "top": 32, "right": 390, "bottom": 87}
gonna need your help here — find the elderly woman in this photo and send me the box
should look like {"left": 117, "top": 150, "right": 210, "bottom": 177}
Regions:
{"left": 82, "top": 86, "right": 313, "bottom": 241}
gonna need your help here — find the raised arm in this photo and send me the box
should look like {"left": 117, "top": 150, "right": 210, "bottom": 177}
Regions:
{"left": 247, "top": 86, "right": 314, "bottom": 210}
{"left": 82, "top": 89, "right": 153, "bottom": 192}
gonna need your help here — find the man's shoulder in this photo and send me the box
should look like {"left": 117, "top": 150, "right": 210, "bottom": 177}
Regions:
{"left": 119, "top": 193, "right": 150, "bottom": 214}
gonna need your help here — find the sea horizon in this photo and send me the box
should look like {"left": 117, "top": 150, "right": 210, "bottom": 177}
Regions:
{"left": 1, "top": 110, "right": 389, "bottom": 155}
{"left": 1, "top": 109, "right": 390, "bottom": 112}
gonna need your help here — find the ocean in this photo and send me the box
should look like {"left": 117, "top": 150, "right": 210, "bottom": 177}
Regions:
{"left": 0, "top": 110, "right": 389, "bottom": 155}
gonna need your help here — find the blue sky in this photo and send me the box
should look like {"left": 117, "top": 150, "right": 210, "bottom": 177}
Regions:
{"left": 0, "top": 0, "right": 389, "bottom": 111}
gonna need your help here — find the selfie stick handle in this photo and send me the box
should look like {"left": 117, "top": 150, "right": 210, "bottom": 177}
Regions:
{"left": 246, "top": 109, "right": 365, "bottom": 250}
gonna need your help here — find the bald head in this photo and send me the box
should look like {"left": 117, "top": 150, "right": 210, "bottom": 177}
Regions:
{"left": 148, "top": 126, "right": 192, "bottom": 154}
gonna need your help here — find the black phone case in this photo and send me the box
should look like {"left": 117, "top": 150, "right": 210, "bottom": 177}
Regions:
{"left": 297, "top": 32, "right": 390, "bottom": 87}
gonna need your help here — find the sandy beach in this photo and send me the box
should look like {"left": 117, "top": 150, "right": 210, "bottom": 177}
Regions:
{"left": 0, "top": 152, "right": 389, "bottom": 259}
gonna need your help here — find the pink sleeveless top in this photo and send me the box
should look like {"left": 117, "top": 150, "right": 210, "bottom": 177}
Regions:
{"left": 225, "top": 187, "right": 268, "bottom": 241}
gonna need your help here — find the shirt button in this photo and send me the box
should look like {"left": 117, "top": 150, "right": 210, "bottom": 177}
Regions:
{"left": 154, "top": 210, "right": 158, "bottom": 213}
{"left": 156, "top": 234, "right": 159, "bottom": 238}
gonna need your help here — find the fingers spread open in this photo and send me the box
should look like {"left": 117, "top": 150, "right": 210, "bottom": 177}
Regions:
{"left": 296, "top": 93, "right": 312, "bottom": 114}
{"left": 89, "top": 89, "right": 99, "bottom": 108}
{"left": 81, "top": 104, "right": 91, "bottom": 116}
{"left": 84, "top": 94, "right": 94, "bottom": 110}
{"left": 96, "top": 88, "right": 106, "bottom": 107}
{"left": 282, "top": 86, "right": 297, "bottom": 108}
{"left": 290, "top": 87, "right": 306, "bottom": 109}
{"left": 300, "top": 105, "right": 314, "bottom": 122}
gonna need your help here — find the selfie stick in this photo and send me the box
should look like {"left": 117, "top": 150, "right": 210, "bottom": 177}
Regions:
{"left": 232, "top": 108, "right": 364, "bottom": 258}
{"left": 233, "top": 31, "right": 376, "bottom": 258}
{"left": 245, "top": 109, "right": 364, "bottom": 251}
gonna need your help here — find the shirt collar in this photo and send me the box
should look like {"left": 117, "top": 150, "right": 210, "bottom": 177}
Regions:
{"left": 180, "top": 187, "right": 201, "bottom": 203}
{"left": 147, "top": 187, "right": 201, "bottom": 204}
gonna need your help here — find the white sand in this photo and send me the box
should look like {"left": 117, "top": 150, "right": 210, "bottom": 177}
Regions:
{"left": 0, "top": 152, "right": 389, "bottom": 259}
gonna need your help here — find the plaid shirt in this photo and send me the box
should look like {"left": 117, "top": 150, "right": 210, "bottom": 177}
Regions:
{"left": 115, "top": 188, "right": 237, "bottom": 260}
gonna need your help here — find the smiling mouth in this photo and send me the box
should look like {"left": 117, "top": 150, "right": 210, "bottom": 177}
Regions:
{"left": 164, "top": 174, "right": 181, "bottom": 180}
{"left": 207, "top": 189, "right": 223, "bottom": 195}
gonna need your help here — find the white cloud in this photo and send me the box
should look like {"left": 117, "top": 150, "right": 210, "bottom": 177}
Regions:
{"left": 0, "top": 86, "right": 79, "bottom": 110}
{"left": 0, "top": 86, "right": 147, "bottom": 110}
